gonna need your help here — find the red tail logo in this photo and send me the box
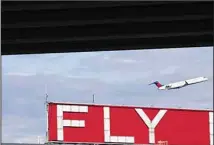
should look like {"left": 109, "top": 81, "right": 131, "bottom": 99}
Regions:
{"left": 149, "top": 81, "right": 163, "bottom": 88}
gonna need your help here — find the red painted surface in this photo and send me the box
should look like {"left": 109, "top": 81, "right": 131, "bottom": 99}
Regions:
{"left": 155, "top": 110, "right": 209, "bottom": 145}
{"left": 48, "top": 103, "right": 57, "bottom": 141}
{"left": 48, "top": 102, "right": 212, "bottom": 145}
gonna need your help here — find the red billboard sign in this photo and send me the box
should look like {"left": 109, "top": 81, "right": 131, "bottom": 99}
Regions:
{"left": 47, "top": 102, "right": 213, "bottom": 145}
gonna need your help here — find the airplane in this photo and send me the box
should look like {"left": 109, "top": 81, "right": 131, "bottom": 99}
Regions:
{"left": 149, "top": 76, "right": 208, "bottom": 90}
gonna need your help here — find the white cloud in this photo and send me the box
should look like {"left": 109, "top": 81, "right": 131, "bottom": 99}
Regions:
{"left": 13, "top": 136, "right": 46, "bottom": 144}
{"left": 121, "top": 59, "right": 137, "bottom": 63}
{"left": 5, "top": 72, "right": 36, "bottom": 76}
{"left": 3, "top": 115, "right": 46, "bottom": 143}
{"left": 160, "top": 66, "right": 180, "bottom": 75}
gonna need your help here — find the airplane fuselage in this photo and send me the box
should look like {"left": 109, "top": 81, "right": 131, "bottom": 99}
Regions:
{"left": 158, "top": 77, "right": 208, "bottom": 90}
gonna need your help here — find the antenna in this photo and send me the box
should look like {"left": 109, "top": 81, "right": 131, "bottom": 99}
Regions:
{"left": 45, "top": 83, "right": 49, "bottom": 104}
{"left": 44, "top": 83, "right": 49, "bottom": 143}
{"left": 92, "top": 94, "right": 95, "bottom": 103}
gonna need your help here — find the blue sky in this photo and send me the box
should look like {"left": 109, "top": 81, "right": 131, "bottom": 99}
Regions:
{"left": 2, "top": 47, "right": 213, "bottom": 143}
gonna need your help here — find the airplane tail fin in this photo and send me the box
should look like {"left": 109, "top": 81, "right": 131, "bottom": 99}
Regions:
{"left": 149, "top": 81, "right": 163, "bottom": 88}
